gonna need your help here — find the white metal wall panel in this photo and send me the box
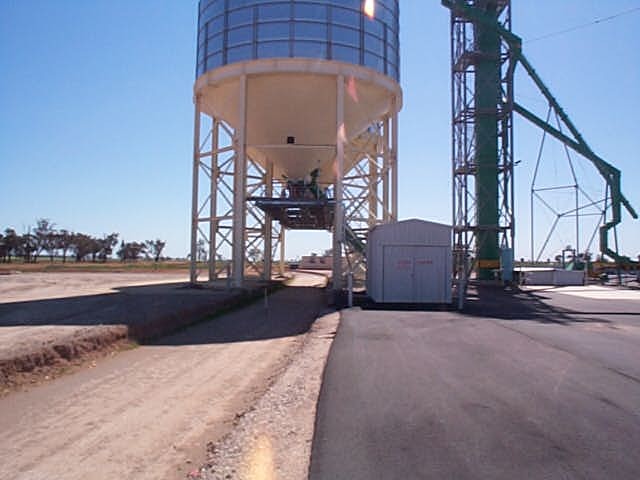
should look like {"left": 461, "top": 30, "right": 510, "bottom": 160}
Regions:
{"left": 553, "top": 270, "right": 586, "bottom": 286}
{"left": 381, "top": 245, "right": 450, "bottom": 303}
{"left": 522, "top": 269, "right": 585, "bottom": 286}
{"left": 382, "top": 246, "right": 415, "bottom": 302}
{"left": 412, "top": 246, "right": 449, "bottom": 303}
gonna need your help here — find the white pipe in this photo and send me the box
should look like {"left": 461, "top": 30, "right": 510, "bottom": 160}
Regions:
{"left": 279, "top": 227, "right": 286, "bottom": 276}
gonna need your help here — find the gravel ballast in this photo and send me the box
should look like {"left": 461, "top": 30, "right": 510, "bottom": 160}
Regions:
{"left": 197, "top": 311, "right": 340, "bottom": 480}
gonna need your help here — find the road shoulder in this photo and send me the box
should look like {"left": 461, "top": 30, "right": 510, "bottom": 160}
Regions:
{"left": 200, "top": 310, "right": 340, "bottom": 480}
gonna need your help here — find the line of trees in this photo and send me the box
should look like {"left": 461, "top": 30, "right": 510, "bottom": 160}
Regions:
{"left": 117, "top": 239, "right": 166, "bottom": 262}
{"left": 0, "top": 219, "right": 166, "bottom": 263}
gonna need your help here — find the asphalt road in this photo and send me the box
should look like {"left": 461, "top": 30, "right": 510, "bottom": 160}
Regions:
{"left": 310, "top": 286, "right": 640, "bottom": 479}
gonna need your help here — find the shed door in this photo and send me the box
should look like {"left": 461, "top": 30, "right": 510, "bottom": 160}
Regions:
{"left": 382, "top": 245, "right": 414, "bottom": 302}
{"left": 382, "top": 245, "right": 446, "bottom": 303}
{"left": 412, "top": 247, "right": 446, "bottom": 303}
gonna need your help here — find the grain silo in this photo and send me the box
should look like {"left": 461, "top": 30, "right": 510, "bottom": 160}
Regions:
{"left": 189, "top": 0, "right": 402, "bottom": 291}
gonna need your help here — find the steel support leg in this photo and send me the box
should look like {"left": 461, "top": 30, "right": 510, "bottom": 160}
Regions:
{"left": 279, "top": 228, "right": 285, "bottom": 276}
{"left": 368, "top": 153, "right": 378, "bottom": 229}
{"left": 391, "top": 106, "right": 399, "bottom": 221}
{"left": 208, "top": 119, "right": 219, "bottom": 281}
{"left": 232, "top": 75, "right": 248, "bottom": 288}
{"left": 333, "top": 75, "right": 345, "bottom": 292}
{"left": 190, "top": 98, "right": 201, "bottom": 284}
{"left": 383, "top": 115, "right": 390, "bottom": 223}
{"left": 263, "top": 161, "right": 273, "bottom": 281}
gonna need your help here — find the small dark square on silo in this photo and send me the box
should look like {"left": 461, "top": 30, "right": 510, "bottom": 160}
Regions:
{"left": 287, "top": 136, "right": 295, "bottom": 144}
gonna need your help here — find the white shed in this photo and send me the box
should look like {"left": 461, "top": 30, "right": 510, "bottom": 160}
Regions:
{"left": 367, "top": 219, "right": 452, "bottom": 304}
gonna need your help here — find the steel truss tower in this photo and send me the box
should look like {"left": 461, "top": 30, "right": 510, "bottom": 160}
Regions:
{"left": 341, "top": 116, "right": 399, "bottom": 288}
{"left": 444, "top": 0, "right": 637, "bottom": 296}
{"left": 189, "top": 80, "right": 398, "bottom": 290}
{"left": 449, "top": 0, "right": 515, "bottom": 289}
{"left": 190, "top": 96, "right": 285, "bottom": 286}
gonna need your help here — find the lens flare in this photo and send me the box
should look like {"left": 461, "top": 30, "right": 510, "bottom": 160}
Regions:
{"left": 243, "top": 434, "right": 275, "bottom": 480}
{"left": 337, "top": 124, "right": 347, "bottom": 144}
{"left": 347, "top": 76, "right": 359, "bottom": 103}
{"left": 364, "top": 0, "right": 375, "bottom": 19}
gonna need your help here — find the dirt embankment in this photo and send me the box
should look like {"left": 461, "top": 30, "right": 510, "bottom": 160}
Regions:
{"left": 0, "top": 260, "right": 192, "bottom": 274}
{"left": 0, "top": 326, "right": 131, "bottom": 396}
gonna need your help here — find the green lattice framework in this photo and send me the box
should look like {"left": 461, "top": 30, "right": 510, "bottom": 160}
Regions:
{"left": 444, "top": 0, "right": 637, "bottom": 287}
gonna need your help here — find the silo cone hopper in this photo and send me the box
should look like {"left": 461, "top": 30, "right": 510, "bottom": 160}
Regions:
{"left": 195, "top": 61, "right": 399, "bottom": 229}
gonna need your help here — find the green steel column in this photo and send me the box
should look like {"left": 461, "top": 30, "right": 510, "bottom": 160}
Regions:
{"left": 474, "top": 0, "right": 501, "bottom": 280}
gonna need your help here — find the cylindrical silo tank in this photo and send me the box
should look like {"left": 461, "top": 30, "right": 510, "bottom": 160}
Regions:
{"left": 194, "top": 0, "right": 402, "bottom": 184}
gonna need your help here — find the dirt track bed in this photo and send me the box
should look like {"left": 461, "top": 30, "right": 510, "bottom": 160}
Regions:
{"left": 0, "top": 272, "right": 277, "bottom": 393}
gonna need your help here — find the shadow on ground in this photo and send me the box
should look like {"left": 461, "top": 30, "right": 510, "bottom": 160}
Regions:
{"left": 354, "top": 283, "right": 640, "bottom": 325}
{"left": 152, "top": 285, "right": 327, "bottom": 346}
{"left": 0, "top": 281, "right": 326, "bottom": 345}
{"left": 461, "top": 284, "right": 640, "bottom": 324}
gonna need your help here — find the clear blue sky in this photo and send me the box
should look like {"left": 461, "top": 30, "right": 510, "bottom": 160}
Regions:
{"left": 1, "top": 1, "right": 639, "bottom": 260}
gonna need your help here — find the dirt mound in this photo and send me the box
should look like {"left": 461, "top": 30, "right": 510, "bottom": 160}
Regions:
{"left": 0, "top": 326, "right": 130, "bottom": 395}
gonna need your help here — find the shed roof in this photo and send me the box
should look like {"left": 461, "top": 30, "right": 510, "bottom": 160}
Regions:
{"left": 368, "top": 218, "right": 452, "bottom": 247}
{"left": 370, "top": 218, "right": 451, "bottom": 234}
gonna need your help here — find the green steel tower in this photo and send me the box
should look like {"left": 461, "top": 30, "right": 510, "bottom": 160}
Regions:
{"left": 448, "top": 0, "right": 515, "bottom": 286}
{"left": 444, "top": 0, "right": 637, "bottom": 300}
{"left": 474, "top": 0, "right": 503, "bottom": 279}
